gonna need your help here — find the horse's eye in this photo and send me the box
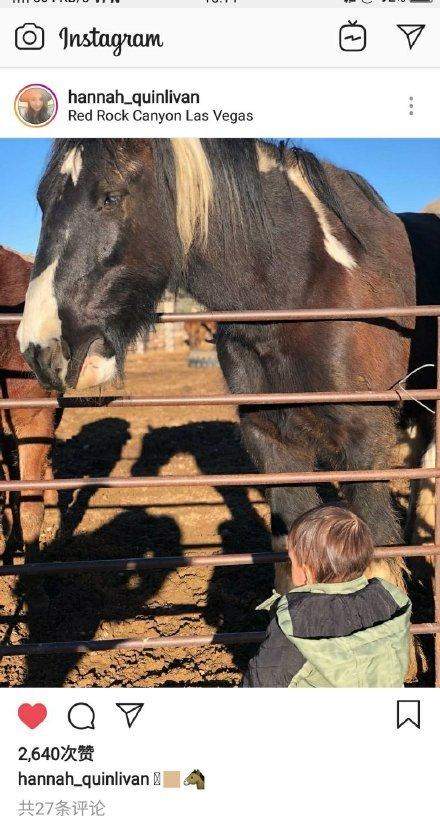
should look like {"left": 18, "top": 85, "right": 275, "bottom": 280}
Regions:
{"left": 103, "top": 192, "right": 122, "bottom": 207}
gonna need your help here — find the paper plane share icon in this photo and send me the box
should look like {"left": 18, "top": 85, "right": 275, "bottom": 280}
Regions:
{"left": 116, "top": 703, "right": 144, "bottom": 728}
{"left": 397, "top": 24, "right": 426, "bottom": 50}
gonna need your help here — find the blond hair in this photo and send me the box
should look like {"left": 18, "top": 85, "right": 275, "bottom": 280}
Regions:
{"left": 288, "top": 505, "right": 375, "bottom": 583}
{"left": 170, "top": 139, "right": 213, "bottom": 255}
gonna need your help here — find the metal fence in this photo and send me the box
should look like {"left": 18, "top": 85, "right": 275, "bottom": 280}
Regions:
{"left": 1, "top": 305, "right": 440, "bottom": 686}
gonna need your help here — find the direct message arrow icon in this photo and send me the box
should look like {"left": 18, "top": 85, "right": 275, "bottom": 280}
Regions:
{"left": 397, "top": 24, "right": 426, "bottom": 50}
{"left": 116, "top": 703, "right": 144, "bottom": 728}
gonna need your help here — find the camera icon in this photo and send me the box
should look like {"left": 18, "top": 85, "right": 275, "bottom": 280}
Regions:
{"left": 15, "top": 23, "right": 45, "bottom": 51}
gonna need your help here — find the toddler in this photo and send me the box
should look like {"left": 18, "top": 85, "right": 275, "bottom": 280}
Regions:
{"left": 243, "top": 505, "right": 411, "bottom": 687}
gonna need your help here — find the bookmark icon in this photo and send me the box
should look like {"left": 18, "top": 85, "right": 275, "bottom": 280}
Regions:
{"left": 396, "top": 700, "right": 421, "bottom": 730}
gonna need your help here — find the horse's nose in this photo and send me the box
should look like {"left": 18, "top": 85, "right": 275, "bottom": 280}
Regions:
{"left": 23, "top": 340, "right": 69, "bottom": 392}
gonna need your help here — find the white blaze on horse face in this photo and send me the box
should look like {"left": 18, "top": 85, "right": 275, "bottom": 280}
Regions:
{"left": 17, "top": 258, "right": 62, "bottom": 352}
{"left": 287, "top": 165, "right": 358, "bottom": 271}
{"left": 60, "top": 146, "right": 83, "bottom": 186}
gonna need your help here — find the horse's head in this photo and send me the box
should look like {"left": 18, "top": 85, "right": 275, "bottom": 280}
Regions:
{"left": 184, "top": 770, "right": 205, "bottom": 789}
{"left": 17, "top": 138, "right": 198, "bottom": 392}
{"left": 18, "top": 137, "right": 268, "bottom": 392}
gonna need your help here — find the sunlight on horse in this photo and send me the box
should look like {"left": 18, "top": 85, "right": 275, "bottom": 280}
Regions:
{"left": 0, "top": 246, "right": 59, "bottom": 560}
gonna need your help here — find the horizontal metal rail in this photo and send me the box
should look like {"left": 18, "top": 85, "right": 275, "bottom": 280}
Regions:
{"left": 0, "top": 623, "right": 437, "bottom": 657}
{"left": 3, "top": 304, "right": 440, "bottom": 325}
{"left": 0, "top": 387, "right": 439, "bottom": 411}
{"left": 160, "top": 306, "right": 440, "bottom": 322}
{"left": 0, "top": 466, "right": 439, "bottom": 493}
{"left": 0, "top": 545, "right": 437, "bottom": 578}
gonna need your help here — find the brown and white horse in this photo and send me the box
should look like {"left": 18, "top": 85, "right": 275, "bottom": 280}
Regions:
{"left": 16, "top": 139, "right": 423, "bottom": 596}
{"left": 0, "top": 246, "right": 58, "bottom": 559}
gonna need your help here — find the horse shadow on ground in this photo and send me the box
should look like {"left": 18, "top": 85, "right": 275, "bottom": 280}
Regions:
{"left": 132, "top": 421, "right": 273, "bottom": 654}
{"left": 7, "top": 418, "right": 272, "bottom": 687}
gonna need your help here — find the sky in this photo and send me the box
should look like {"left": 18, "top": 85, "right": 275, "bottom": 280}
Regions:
{"left": 1, "top": 138, "right": 440, "bottom": 255}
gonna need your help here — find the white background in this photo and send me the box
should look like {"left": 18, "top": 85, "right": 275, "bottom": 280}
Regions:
{"left": 1, "top": 6, "right": 440, "bottom": 136}
{"left": 2, "top": 67, "right": 440, "bottom": 136}
{"left": 0, "top": 688, "right": 436, "bottom": 816}
{"left": 1, "top": 2, "right": 439, "bottom": 815}
{"left": 1, "top": 8, "right": 440, "bottom": 68}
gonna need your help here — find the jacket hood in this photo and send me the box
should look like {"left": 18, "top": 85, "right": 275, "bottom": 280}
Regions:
{"left": 272, "top": 578, "right": 411, "bottom": 687}
{"left": 285, "top": 577, "right": 403, "bottom": 639}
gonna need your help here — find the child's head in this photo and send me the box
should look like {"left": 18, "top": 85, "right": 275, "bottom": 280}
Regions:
{"left": 287, "top": 505, "right": 375, "bottom": 586}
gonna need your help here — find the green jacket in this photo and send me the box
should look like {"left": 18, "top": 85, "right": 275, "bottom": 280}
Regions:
{"left": 243, "top": 577, "right": 411, "bottom": 688}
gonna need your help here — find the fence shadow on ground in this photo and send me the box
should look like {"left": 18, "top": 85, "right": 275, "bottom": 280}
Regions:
{"left": 11, "top": 418, "right": 182, "bottom": 686}
{"left": 9, "top": 418, "right": 272, "bottom": 687}
{"left": 5, "top": 416, "right": 434, "bottom": 687}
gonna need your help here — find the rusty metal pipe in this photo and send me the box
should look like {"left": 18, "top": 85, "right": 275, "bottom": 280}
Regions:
{"left": 1, "top": 387, "right": 440, "bottom": 411}
{"left": 0, "top": 545, "right": 438, "bottom": 578}
{"left": 1, "top": 466, "right": 440, "bottom": 493}
{"left": 0, "top": 313, "right": 32, "bottom": 324}
{"left": 159, "top": 306, "right": 440, "bottom": 322}
{"left": 0, "top": 623, "right": 437, "bottom": 657}
{"left": 0, "top": 632, "right": 264, "bottom": 656}
{"left": 3, "top": 304, "right": 440, "bottom": 325}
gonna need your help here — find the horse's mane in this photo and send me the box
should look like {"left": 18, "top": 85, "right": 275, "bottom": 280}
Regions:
{"left": 346, "top": 169, "right": 388, "bottom": 211}
{"left": 42, "top": 138, "right": 272, "bottom": 257}
{"left": 154, "top": 139, "right": 273, "bottom": 256}
{"left": 275, "top": 141, "right": 389, "bottom": 244}
{"left": 41, "top": 138, "right": 388, "bottom": 256}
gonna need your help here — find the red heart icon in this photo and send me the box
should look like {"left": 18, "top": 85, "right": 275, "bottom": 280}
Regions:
{"left": 18, "top": 703, "right": 47, "bottom": 729}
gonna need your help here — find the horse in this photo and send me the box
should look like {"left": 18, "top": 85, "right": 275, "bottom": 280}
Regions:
{"left": 16, "top": 139, "right": 421, "bottom": 599}
{"left": 0, "top": 246, "right": 58, "bottom": 559}
{"left": 184, "top": 319, "right": 217, "bottom": 352}
{"left": 184, "top": 318, "right": 218, "bottom": 367}
{"left": 184, "top": 770, "right": 205, "bottom": 790}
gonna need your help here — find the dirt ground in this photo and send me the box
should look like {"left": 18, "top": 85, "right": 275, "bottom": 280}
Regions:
{"left": 0, "top": 348, "right": 434, "bottom": 687}
{"left": 0, "top": 349, "right": 276, "bottom": 687}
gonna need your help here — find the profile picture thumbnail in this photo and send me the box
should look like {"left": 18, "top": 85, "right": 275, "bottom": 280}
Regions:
{"left": 14, "top": 84, "right": 57, "bottom": 127}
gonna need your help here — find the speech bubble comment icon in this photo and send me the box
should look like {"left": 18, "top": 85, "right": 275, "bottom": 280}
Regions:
{"left": 68, "top": 703, "right": 95, "bottom": 730}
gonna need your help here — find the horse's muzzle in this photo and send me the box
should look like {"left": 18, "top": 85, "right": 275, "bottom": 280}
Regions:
{"left": 23, "top": 340, "right": 69, "bottom": 393}
{"left": 23, "top": 334, "right": 117, "bottom": 393}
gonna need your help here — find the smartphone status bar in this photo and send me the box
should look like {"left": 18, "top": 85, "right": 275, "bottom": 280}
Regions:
{"left": 2, "top": 0, "right": 438, "bottom": 9}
